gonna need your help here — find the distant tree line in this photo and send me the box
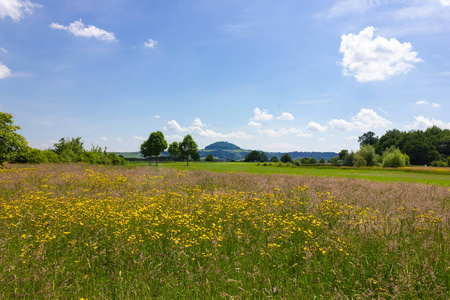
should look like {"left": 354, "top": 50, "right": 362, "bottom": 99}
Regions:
{"left": 331, "top": 126, "right": 450, "bottom": 167}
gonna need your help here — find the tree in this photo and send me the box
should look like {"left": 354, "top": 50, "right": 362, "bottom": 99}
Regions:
{"left": 191, "top": 150, "right": 200, "bottom": 161}
{"left": 330, "top": 156, "right": 340, "bottom": 166}
{"left": 168, "top": 142, "right": 180, "bottom": 161}
{"left": 381, "top": 146, "right": 409, "bottom": 168}
{"left": 179, "top": 134, "right": 198, "bottom": 166}
{"left": 0, "top": 112, "right": 29, "bottom": 164}
{"left": 358, "top": 131, "right": 379, "bottom": 147}
{"left": 259, "top": 152, "right": 268, "bottom": 162}
{"left": 270, "top": 156, "right": 278, "bottom": 163}
{"left": 280, "top": 153, "right": 293, "bottom": 163}
{"left": 245, "top": 150, "right": 261, "bottom": 162}
{"left": 140, "top": 131, "right": 167, "bottom": 166}
{"left": 355, "top": 144, "right": 378, "bottom": 167}
{"left": 309, "top": 157, "right": 318, "bottom": 164}
{"left": 53, "top": 137, "right": 85, "bottom": 162}
{"left": 205, "top": 154, "right": 214, "bottom": 162}
{"left": 319, "top": 158, "right": 326, "bottom": 164}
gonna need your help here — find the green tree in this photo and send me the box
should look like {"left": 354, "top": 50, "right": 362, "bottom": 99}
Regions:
{"left": 280, "top": 153, "right": 293, "bottom": 163}
{"left": 358, "top": 131, "right": 379, "bottom": 147}
{"left": 330, "top": 156, "right": 340, "bottom": 166}
{"left": 309, "top": 157, "right": 318, "bottom": 164}
{"left": 259, "top": 152, "right": 268, "bottom": 162}
{"left": 53, "top": 137, "right": 85, "bottom": 162}
{"left": 245, "top": 150, "right": 261, "bottom": 162}
{"left": 0, "top": 112, "right": 29, "bottom": 164}
{"left": 353, "top": 155, "right": 367, "bottom": 167}
{"left": 382, "top": 146, "right": 409, "bottom": 168}
{"left": 140, "top": 131, "right": 167, "bottom": 166}
{"left": 205, "top": 154, "right": 214, "bottom": 162}
{"left": 355, "top": 145, "right": 378, "bottom": 167}
{"left": 319, "top": 158, "right": 326, "bottom": 164}
{"left": 168, "top": 142, "right": 180, "bottom": 161}
{"left": 270, "top": 156, "right": 278, "bottom": 163}
{"left": 179, "top": 134, "right": 198, "bottom": 166}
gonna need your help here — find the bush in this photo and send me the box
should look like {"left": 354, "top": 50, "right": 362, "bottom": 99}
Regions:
{"left": 205, "top": 154, "right": 214, "bottom": 162}
{"left": 431, "top": 160, "right": 447, "bottom": 167}
{"left": 280, "top": 153, "right": 293, "bottom": 163}
{"left": 270, "top": 156, "right": 278, "bottom": 163}
{"left": 330, "top": 156, "right": 340, "bottom": 166}
{"left": 353, "top": 155, "right": 367, "bottom": 167}
{"left": 382, "top": 147, "right": 410, "bottom": 168}
{"left": 355, "top": 145, "right": 378, "bottom": 166}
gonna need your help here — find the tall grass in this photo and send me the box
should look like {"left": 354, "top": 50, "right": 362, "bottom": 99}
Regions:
{"left": 0, "top": 164, "right": 449, "bottom": 299}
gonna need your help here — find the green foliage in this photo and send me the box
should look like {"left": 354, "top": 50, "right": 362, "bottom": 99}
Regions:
{"left": 319, "top": 158, "right": 326, "bottom": 164}
{"left": 53, "top": 137, "right": 85, "bottom": 162}
{"left": 280, "top": 153, "right": 293, "bottom": 163}
{"left": 381, "top": 147, "right": 409, "bottom": 168}
{"left": 180, "top": 134, "right": 198, "bottom": 165}
{"left": 353, "top": 155, "right": 367, "bottom": 167}
{"left": 259, "top": 152, "right": 268, "bottom": 162}
{"left": 270, "top": 156, "right": 278, "bottom": 163}
{"left": 191, "top": 150, "right": 200, "bottom": 161}
{"left": 330, "top": 156, "right": 340, "bottom": 166}
{"left": 355, "top": 145, "right": 378, "bottom": 167}
{"left": 0, "top": 112, "right": 29, "bottom": 164}
{"left": 205, "top": 154, "right": 214, "bottom": 162}
{"left": 245, "top": 150, "right": 261, "bottom": 162}
{"left": 358, "top": 131, "right": 379, "bottom": 147}
{"left": 140, "top": 131, "right": 168, "bottom": 166}
{"left": 168, "top": 142, "right": 180, "bottom": 161}
{"left": 431, "top": 160, "right": 447, "bottom": 167}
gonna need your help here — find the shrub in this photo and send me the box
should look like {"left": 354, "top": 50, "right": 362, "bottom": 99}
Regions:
{"left": 353, "top": 155, "right": 367, "bottom": 167}
{"left": 431, "top": 160, "right": 447, "bottom": 167}
{"left": 356, "top": 145, "right": 378, "bottom": 166}
{"left": 205, "top": 154, "right": 214, "bottom": 162}
{"left": 330, "top": 156, "right": 340, "bottom": 166}
{"left": 280, "top": 153, "right": 293, "bottom": 163}
{"left": 382, "top": 147, "right": 409, "bottom": 168}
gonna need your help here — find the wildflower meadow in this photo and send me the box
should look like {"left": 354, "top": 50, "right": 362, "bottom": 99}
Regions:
{"left": 1, "top": 164, "right": 449, "bottom": 299}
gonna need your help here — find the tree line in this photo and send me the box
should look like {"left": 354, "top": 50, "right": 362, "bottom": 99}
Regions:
{"left": 331, "top": 126, "right": 450, "bottom": 167}
{"left": 1, "top": 112, "right": 125, "bottom": 165}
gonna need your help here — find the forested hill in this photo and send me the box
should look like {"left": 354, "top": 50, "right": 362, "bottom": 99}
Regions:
{"left": 204, "top": 141, "right": 241, "bottom": 150}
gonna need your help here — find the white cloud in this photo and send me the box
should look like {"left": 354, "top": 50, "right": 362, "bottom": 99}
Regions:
{"left": 133, "top": 136, "right": 145, "bottom": 141}
{"left": 0, "top": 47, "right": 7, "bottom": 53}
{"left": 192, "top": 117, "right": 206, "bottom": 127}
{"left": 164, "top": 120, "right": 188, "bottom": 132}
{"left": 144, "top": 38, "right": 158, "bottom": 48}
{"left": 441, "top": 0, "right": 450, "bottom": 6}
{"left": 432, "top": 102, "right": 441, "bottom": 108}
{"left": 307, "top": 121, "right": 327, "bottom": 132}
{"left": 259, "top": 127, "right": 311, "bottom": 138}
{"left": 416, "top": 100, "right": 429, "bottom": 105}
{"left": 101, "top": 137, "right": 108, "bottom": 141}
{"left": 340, "top": 26, "right": 422, "bottom": 82}
{"left": 154, "top": 115, "right": 160, "bottom": 119}
{"left": 191, "top": 127, "right": 252, "bottom": 140}
{"left": 248, "top": 120, "right": 262, "bottom": 128}
{"left": 0, "top": 62, "right": 11, "bottom": 79}
{"left": 329, "top": 108, "right": 392, "bottom": 131}
{"left": 48, "top": 139, "right": 58, "bottom": 144}
{"left": 253, "top": 107, "right": 273, "bottom": 121}
{"left": 0, "top": 0, "right": 41, "bottom": 22}
{"left": 323, "top": 0, "right": 381, "bottom": 18}
{"left": 413, "top": 116, "right": 450, "bottom": 129}
{"left": 50, "top": 19, "right": 116, "bottom": 41}
{"left": 115, "top": 137, "right": 123, "bottom": 143}
{"left": 277, "top": 112, "right": 295, "bottom": 121}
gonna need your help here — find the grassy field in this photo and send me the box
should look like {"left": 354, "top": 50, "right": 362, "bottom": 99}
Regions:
{"left": 132, "top": 161, "right": 450, "bottom": 186}
{"left": 1, "top": 163, "right": 449, "bottom": 299}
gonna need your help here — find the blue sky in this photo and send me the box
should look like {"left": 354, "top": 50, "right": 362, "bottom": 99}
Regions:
{"left": 1, "top": 0, "right": 449, "bottom": 153}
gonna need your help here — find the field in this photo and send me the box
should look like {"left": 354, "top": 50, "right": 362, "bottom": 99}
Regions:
{"left": 132, "top": 161, "right": 450, "bottom": 186}
{"left": 1, "top": 163, "right": 449, "bottom": 299}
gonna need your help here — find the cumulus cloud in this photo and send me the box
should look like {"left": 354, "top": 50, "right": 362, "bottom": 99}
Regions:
{"left": 442, "top": 0, "right": 450, "bottom": 6}
{"left": 133, "top": 136, "right": 145, "bottom": 141}
{"left": 0, "top": 62, "right": 11, "bottom": 79}
{"left": 413, "top": 116, "right": 450, "bottom": 129}
{"left": 248, "top": 120, "right": 262, "bottom": 128}
{"left": 329, "top": 108, "right": 392, "bottom": 131}
{"left": 50, "top": 19, "right": 116, "bottom": 41}
{"left": 144, "top": 38, "right": 158, "bottom": 48}
{"left": 0, "top": 0, "right": 41, "bottom": 22}
{"left": 192, "top": 117, "right": 206, "bottom": 127}
{"left": 164, "top": 120, "right": 188, "bottom": 132}
{"left": 277, "top": 112, "right": 295, "bottom": 121}
{"left": 253, "top": 107, "right": 273, "bottom": 121}
{"left": 307, "top": 121, "right": 327, "bottom": 132}
{"left": 340, "top": 26, "right": 422, "bottom": 82}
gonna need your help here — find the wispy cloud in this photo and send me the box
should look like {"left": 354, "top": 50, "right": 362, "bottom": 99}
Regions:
{"left": 50, "top": 19, "right": 116, "bottom": 42}
{"left": 0, "top": 0, "right": 41, "bottom": 22}
{"left": 340, "top": 26, "right": 421, "bottom": 82}
{"left": 133, "top": 136, "right": 145, "bottom": 141}
{"left": 101, "top": 137, "right": 108, "bottom": 141}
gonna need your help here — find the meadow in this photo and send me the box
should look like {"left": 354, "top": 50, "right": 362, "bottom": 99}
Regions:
{"left": 1, "top": 163, "right": 449, "bottom": 299}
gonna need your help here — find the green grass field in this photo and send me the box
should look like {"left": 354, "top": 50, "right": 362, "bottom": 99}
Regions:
{"left": 131, "top": 161, "right": 450, "bottom": 186}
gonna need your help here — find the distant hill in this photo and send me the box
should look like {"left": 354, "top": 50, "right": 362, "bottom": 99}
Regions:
{"left": 205, "top": 141, "right": 241, "bottom": 151}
